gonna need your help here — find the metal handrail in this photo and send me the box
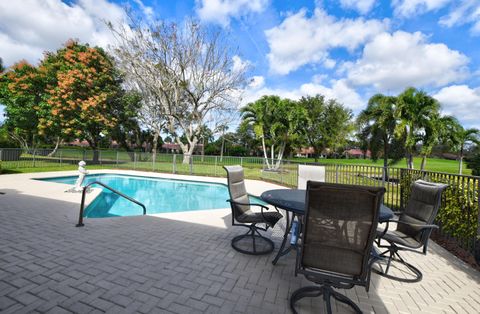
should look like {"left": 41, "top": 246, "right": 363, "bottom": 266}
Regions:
{"left": 76, "top": 181, "right": 147, "bottom": 227}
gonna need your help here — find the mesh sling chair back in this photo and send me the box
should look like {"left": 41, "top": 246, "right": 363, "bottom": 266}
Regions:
{"left": 291, "top": 181, "right": 385, "bottom": 314}
{"left": 224, "top": 165, "right": 283, "bottom": 255}
{"left": 376, "top": 179, "right": 448, "bottom": 282}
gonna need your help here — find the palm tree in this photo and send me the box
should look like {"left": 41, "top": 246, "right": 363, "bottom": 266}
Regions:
{"left": 441, "top": 117, "right": 480, "bottom": 174}
{"left": 396, "top": 87, "right": 441, "bottom": 169}
{"left": 216, "top": 124, "right": 229, "bottom": 162}
{"left": 241, "top": 95, "right": 295, "bottom": 170}
{"left": 357, "top": 94, "right": 398, "bottom": 170}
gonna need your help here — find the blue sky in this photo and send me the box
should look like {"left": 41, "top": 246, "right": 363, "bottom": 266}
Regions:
{"left": 1, "top": 0, "right": 479, "bottom": 128}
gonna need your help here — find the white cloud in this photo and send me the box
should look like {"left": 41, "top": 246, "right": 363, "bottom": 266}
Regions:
{"left": 344, "top": 31, "right": 469, "bottom": 91}
{"left": 248, "top": 76, "right": 265, "bottom": 89}
{"left": 434, "top": 85, "right": 480, "bottom": 124}
{"left": 299, "top": 80, "right": 364, "bottom": 109}
{"left": 240, "top": 79, "right": 364, "bottom": 110}
{"left": 265, "top": 8, "right": 388, "bottom": 75}
{"left": 0, "top": 0, "right": 127, "bottom": 66}
{"left": 196, "top": 0, "right": 269, "bottom": 27}
{"left": 340, "top": 0, "right": 377, "bottom": 14}
{"left": 392, "top": 0, "right": 451, "bottom": 17}
{"left": 133, "top": 0, "right": 155, "bottom": 22}
{"left": 232, "top": 55, "right": 251, "bottom": 73}
{"left": 440, "top": 0, "right": 480, "bottom": 36}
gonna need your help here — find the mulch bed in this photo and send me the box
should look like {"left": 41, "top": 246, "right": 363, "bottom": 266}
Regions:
{"left": 431, "top": 232, "right": 480, "bottom": 271}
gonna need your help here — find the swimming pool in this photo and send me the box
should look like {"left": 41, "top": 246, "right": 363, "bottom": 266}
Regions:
{"left": 39, "top": 174, "right": 257, "bottom": 218}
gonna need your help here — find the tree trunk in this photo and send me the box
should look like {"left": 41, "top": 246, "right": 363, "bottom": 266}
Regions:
{"left": 383, "top": 144, "right": 389, "bottom": 182}
{"left": 271, "top": 144, "right": 275, "bottom": 169}
{"left": 87, "top": 138, "right": 100, "bottom": 163}
{"left": 420, "top": 155, "right": 427, "bottom": 171}
{"left": 274, "top": 142, "right": 286, "bottom": 170}
{"left": 182, "top": 142, "right": 197, "bottom": 164}
{"left": 152, "top": 131, "right": 159, "bottom": 162}
{"left": 261, "top": 137, "right": 271, "bottom": 169}
{"left": 406, "top": 152, "right": 414, "bottom": 169}
{"left": 47, "top": 137, "right": 61, "bottom": 157}
{"left": 220, "top": 137, "right": 225, "bottom": 162}
{"left": 9, "top": 132, "right": 29, "bottom": 151}
{"left": 459, "top": 154, "right": 463, "bottom": 175}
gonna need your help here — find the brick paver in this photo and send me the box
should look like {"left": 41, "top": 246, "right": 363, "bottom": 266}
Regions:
{"left": 1, "top": 171, "right": 480, "bottom": 313}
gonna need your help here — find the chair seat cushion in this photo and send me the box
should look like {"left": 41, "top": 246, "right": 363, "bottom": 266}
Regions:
{"left": 237, "top": 211, "right": 283, "bottom": 226}
{"left": 377, "top": 228, "right": 421, "bottom": 248}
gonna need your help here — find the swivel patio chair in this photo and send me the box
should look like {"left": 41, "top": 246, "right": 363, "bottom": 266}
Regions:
{"left": 291, "top": 182, "right": 385, "bottom": 314}
{"left": 224, "top": 165, "right": 283, "bottom": 255}
{"left": 375, "top": 180, "right": 448, "bottom": 283}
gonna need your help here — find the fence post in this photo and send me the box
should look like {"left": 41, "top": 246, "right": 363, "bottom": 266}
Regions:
{"left": 214, "top": 156, "right": 218, "bottom": 176}
{"left": 240, "top": 157, "right": 243, "bottom": 167}
{"left": 475, "top": 179, "right": 480, "bottom": 263}
{"left": 173, "top": 154, "right": 177, "bottom": 174}
{"left": 134, "top": 152, "right": 137, "bottom": 170}
{"left": 59, "top": 150, "right": 63, "bottom": 166}
{"left": 32, "top": 149, "right": 36, "bottom": 168}
{"left": 116, "top": 150, "right": 119, "bottom": 167}
{"left": 399, "top": 169, "right": 404, "bottom": 210}
{"left": 382, "top": 166, "right": 386, "bottom": 187}
{"left": 335, "top": 164, "right": 339, "bottom": 183}
{"left": 280, "top": 160, "right": 284, "bottom": 185}
{"left": 82, "top": 149, "right": 86, "bottom": 162}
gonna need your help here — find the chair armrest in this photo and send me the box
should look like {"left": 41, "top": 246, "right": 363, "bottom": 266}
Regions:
{"left": 227, "top": 199, "right": 275, "bottom": 221}
{"left": 393, "top": 220, "right": 439, "bottom": 230}
{"left": 226, "top": 199, "right": 269, "bottom": 210}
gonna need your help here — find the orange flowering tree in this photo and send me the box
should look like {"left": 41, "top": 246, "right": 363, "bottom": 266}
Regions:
{"left": 0, "top": 60, "right": 45, "bottom": 150}
{"left": 39, "top": 40, "right": 122, "bottom": 161}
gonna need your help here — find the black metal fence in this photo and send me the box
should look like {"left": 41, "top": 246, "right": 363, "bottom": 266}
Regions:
{"left": 1, "top": 148, "right": 479, "bottom": 257}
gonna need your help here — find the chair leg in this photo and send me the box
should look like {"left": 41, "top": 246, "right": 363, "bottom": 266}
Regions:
{"left": 373, "top": 245, "right": 423, "bottom": 283}
{"left": 330, "top": 289, "right": 362, "bottom": 313}
{"left": 231, "top": 225, "right": 274, "bottom": 255}
{"left": 290, "top": 286, "right": 323, "bottom": 314}
{"left": 290, "top": 285, "right": 361, "bottom": 314}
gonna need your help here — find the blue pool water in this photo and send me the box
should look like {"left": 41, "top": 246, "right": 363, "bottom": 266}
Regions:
{"left": 38, "top": 174, "right": 253, "bottom": 218}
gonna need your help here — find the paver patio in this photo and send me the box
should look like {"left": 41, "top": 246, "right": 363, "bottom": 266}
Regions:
{"left": 0, "top": 171, "right": 479, "bottom": 313}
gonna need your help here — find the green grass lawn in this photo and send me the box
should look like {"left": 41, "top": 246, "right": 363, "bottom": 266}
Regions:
{"left": 289, "top": 156, "right": 469, "bottom": 175}
{"left": 0, "top": 149, "right": 471, "bottom": 177}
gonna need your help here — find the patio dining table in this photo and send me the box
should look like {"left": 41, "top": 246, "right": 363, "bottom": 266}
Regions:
{"left": 260, "top": 188, "right": 394, "bottom": 265}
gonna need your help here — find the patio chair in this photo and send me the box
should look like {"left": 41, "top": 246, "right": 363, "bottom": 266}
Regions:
{"left": 291, "top": 182, "right": 385, "bottom": 314}
{"left": 297, "top": 164, "right": 325, "bottom": 189}
{"left": 375, "top": 180, "right": 448, "bottom": 283}
{"left": 223, "top": 165, "right": 283, "bottom": 255}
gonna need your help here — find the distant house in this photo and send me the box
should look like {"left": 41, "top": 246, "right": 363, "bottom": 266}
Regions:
{"left": 66, "top": 139, "right": 120, "bottom": 149}
{"left": 344, "top": 148, "right": 371, "bottom": 159}
{"left": 296, "top": 147, "right": 330, "bottom": 158}
{"left": 67, "top": 139, "right": 90, "bottom": 147}
{"left": 161, "top": 143, "right": 204, "bottom": 154}
{"left": 296, "top": 147, "right": 315, "bottom": 157}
